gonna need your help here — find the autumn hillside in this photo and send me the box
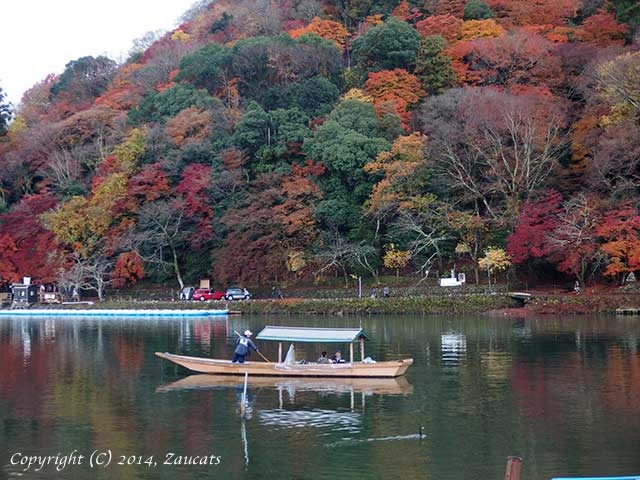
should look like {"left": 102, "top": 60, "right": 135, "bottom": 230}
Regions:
{"left": 0, "top": 0, "right": 639, "bottom": 298}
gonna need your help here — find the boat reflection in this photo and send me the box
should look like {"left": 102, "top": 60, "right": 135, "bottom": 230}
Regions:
{"left": 156, "top": 374, "right": 413, "bottom": 396}
{"left": 259, "top": 408, "right": 362, "bottom": 432}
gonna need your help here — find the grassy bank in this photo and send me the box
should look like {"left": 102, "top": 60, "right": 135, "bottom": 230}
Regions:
{"left": 76, "top": 294, "right": 516, "bottom": 315}
{"left": 237, "top": 295, "right": 515, "bottom": 315}
{"left": 528, "top": 292, "right": 640, "bottom": 314}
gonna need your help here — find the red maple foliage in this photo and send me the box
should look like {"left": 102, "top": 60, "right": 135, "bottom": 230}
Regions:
{"left": 0, "top": 193, "right": 62, "bottom": 283}
{"left": 575, "top": 10, "right": 628, "bottom": 46}
{"left": 127, "top": 163, "right": 171, "bottom": 203}
{"left": 507, "top": 190, "right": 563, "bottom": 264}
{"left": 446, "top": 29, "right": 563, "bottom": 88}
{"left": 176, "top": 164, "right": 215, "bottom": 249}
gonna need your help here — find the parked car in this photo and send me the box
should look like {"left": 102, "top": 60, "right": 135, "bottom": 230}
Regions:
{"left": 192, "top": 288, "right": 225, "bottom": 301}
{"left": 179, "top": 286, "right": 195, "bottom": 300}
{"left": 225, "top": 288, "right": 251, "bottom": 301}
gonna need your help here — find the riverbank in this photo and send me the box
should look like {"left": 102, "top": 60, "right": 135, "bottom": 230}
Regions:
{"left": 527, "top": 291, "right": 640, "bottom": 314}
{"left": 8, "top": 286, "right": 640, "bottom": 316}
{"left": 55, "top": 294, "right": 516, "bottom": 315}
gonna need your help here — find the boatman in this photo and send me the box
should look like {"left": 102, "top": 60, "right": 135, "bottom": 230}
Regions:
{"left": 232, "top": 330, "right": 259, "bottom": 364}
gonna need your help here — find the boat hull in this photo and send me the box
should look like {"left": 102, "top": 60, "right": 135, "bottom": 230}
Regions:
{"left": 155, "top": 352, "right": 413, "bottom": 378}
{"left": 157, "top": 374, "right": 413, "bottom": 395}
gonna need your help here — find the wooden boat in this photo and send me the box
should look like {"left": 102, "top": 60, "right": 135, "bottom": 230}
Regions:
{"left": 156, "top": 374, "right": 413, "bottom": 395}
{"left": 156, "top": 325, "right": 414, "bottom": 378}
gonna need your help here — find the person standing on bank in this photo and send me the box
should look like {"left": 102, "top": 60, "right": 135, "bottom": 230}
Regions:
{"left": 232, "top": 330, "right": 259, "bottom": 364}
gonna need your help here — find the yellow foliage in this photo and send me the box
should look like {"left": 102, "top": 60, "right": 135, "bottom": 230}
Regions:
{"left": 455, "top": 242, "right": 471, "bottom": 254}
{"left": 365, "top": 133, "right": 428, "bottom": 213}
{"left": 460, "top": 19, "right": 505, "bottom": 40}
{"left": 90, "top": 173, "right": 128, "bottom": 223}
{"left": 42, "top": 172, "right": 129, "bottom": 256}
{"left": 7, "top": 115, "right": 27, "bottom": 137}
{"left": 171, "top": 29, "right": 190, "bottom": 43}
{"left": 383, "top": 244, "right": 412, "bottom": 274}
{"left": 597, "top": 51, "right": 640, "bottom": 123}
{"left": 478, "top": 247, "right": 511, "bottom": 273}
{"left": 341, "top": 88, "right": 374, "bottom": 103}
{"left": 286, "top": 250, "right": 307, "bottom": 273}
{"left": 112, "top": 128, "right": 146, "bottom": 174}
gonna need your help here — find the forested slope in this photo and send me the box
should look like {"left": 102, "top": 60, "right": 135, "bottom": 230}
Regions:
{"left": 0, "top": 0, "right": 639, "bottom": 295}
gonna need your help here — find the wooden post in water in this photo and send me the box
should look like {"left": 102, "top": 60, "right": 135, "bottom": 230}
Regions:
{"left": 504, "top": 456, "right": 522, "bottom": 480}
{"left": 240, "top": 372, "right": 248, "bottom": 416}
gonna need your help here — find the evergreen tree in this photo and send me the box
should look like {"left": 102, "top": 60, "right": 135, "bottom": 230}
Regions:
{"left": 352, "top": 17, "right": 421, "bottom": 72}
{"left": 463, "top": 0, "right": 494, "bottom": 20}
{"left": 414, "top": 36, "right": 456, "bottom": 94}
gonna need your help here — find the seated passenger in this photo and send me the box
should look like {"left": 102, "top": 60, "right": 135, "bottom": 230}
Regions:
{"left": 317, "top": 351, "right": 331, "bottom": 364}
{"left": 332, "top": 350, "right": 346, "bottom": 364}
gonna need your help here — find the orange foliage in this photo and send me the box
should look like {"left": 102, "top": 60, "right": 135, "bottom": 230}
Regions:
{"left": 443, "top": 41, "right": 477, "bottom": 84}
{"left": 364, "top": 69, "right": 426, "bottom": 131}
{"left": 570, "top": 114, "right": 599, "bottom": 166}
{"left": 522, "top": 24, "right": 574, "bottom": 43}
{"left": 165, "top": 107, "right": 213, "bottom": 146}
{"left": 460, "top": 19, "right": 505, "bottom": 40}
{"left": 427, "top": 0, "right": 467, "bottom": 18}
{"left": 215, "top": 77, "right": 241, "bottom": 109}
{"left": 416, "top": 14, "right": 463, "bottom": 43}
{"left": 392, "top": 1, "right": 410, "bottom": 19}
{"left": 596, "top": 207, "right": 640, "bottom": 279}
{"left": 392, "top": 1, "right": 423, "bottom": 22}
{"left": 486, "top": 0, "right": 580, "bottom": 26}
{"left": 365, "top": 14, "right": 384, "bottom": 26}
{"left": 288, "top": 17, "right": 348, "bottom": 51}
{"left": 18, "top": 74, "right": 58, "bottom": 125}
{"left": 112, "top": 251, "right": 144, "bottom": 288}
{"left": 365, "top": 133, "right": 427, "bottom": 213}
{"left": 156, "top": 69, "right": 180, "bottom": 93}
{"left": 273, "top": 161, "right": 325, "bottom": 240}
{"left": 95, "top": 63, "right": 144, "bottom": 110}
{"left": 575, "top": 10, "right": 628, "bottom": 46}
{"left": 508, "top": 85, "right": 554, "bottom": 98}
{"left": 446, "top": 30, "right": 562, "bottom": 88}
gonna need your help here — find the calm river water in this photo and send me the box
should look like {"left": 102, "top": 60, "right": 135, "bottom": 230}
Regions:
{"left": 1, "top": 314, "right": 639, "bottom": 480}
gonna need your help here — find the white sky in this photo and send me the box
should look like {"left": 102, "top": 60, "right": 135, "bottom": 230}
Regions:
{"left": 1, "top": 0, "right": 198, "bottom": 105}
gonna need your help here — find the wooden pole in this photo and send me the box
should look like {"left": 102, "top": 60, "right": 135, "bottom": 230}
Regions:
{"left": 360, "top": 339, "right": 365, "bottom": 361}
{"left": 349, "top": 343, "right": 354, "bottom": 363}
{"left": 504, "top": 456, "right": 522, "bottom": 480}
{"left": 278, "top": 342, "right": 282, "bottom": 363}
{"left": 241, "top": 372, "right": 248, "bottom": 416}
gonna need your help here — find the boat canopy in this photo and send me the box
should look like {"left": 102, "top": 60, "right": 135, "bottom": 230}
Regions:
{"left": 256, "top": 326, "right": 369, "bottom": 343}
